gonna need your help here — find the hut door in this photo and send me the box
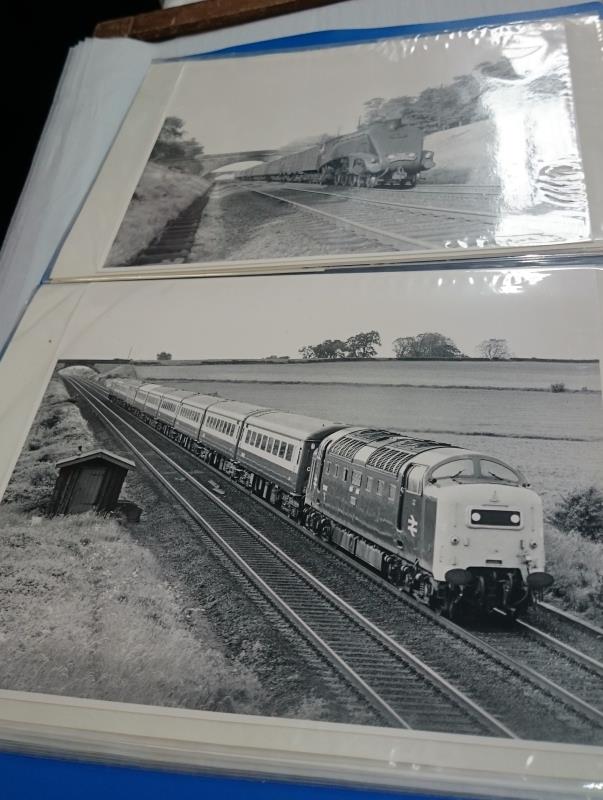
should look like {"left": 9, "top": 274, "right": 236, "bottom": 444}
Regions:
{"left": 70, "top": 468, "right": 105, "bottom": 513}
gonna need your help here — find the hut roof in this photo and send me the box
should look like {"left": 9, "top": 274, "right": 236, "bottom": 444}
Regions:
{"left": 55, "top": 449, "right": 136, "bottom": 471}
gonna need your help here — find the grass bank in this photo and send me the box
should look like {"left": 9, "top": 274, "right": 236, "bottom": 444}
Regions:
{"left": 544, "top": 524, "right": 603, "bottom": 626}
{"left": 0, "top": 368, "right": 263, "bottom": 712}
{"left": 106, "top": 163, "right": 212, "bottom": 267}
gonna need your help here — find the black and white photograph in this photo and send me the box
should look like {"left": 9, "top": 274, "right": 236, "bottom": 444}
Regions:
{"left": 0, "top": 267, "right": 602, "bottom": 750}
{"left": 103, "top": 18, "right": 591, "bottom": 272}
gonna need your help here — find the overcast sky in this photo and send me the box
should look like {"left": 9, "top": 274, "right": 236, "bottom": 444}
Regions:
{"left": 164, "top": 22, "right": 567, "bottom": 154}
{"left": 57, "top": 267, "right": 601, "bottom": 361}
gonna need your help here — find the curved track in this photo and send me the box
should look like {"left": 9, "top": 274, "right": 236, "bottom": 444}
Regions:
{"left": 69, "top": 377, "right": 603, "bottom": 744}
{"left": 67, "top": 377, "right": 510, "bottom": 737}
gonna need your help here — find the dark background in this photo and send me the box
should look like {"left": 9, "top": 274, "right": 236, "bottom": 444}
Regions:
{"left": 1, "top": 2, "right": 158, "bottom": 244}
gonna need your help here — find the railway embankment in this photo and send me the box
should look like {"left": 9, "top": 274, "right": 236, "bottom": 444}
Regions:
{"left": 105, "top": 162, "right": 212, "bottom": 266}
{"left": 422, "top": 120, "right": 494, "bottom": 185}
{"left": 0, "top": 368, "right": 265, "bottom": 716}
{"left": 59, "top": 374, "right": 367, "bottom": 723}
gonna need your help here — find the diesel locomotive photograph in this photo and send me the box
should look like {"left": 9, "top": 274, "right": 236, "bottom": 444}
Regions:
{"left": 0, "top": 267, "right": 602, "bottom": 745}
{"left": 105, "top": 19, "right": 589, "bottom": 270}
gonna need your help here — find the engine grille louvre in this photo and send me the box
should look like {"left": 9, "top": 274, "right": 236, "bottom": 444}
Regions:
{"left": 330, "top": 429, "right": 393, "bottom": 460}
{"left": 367, "top": 439, "right": 445, "bottom": 474}
{"left": 367, "top": 447, "right": 412, "bottom": 473}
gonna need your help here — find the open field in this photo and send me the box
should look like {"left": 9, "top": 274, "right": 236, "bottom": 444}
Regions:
{"left": 137, "top": 362, "right": 603, "bottom": 508}
{"left": 132, "top": 359, "right": 601, "bottom": 392}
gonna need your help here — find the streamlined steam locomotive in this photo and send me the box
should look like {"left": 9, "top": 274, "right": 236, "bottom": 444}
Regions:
{"left": 102, "top": 376, "right": 552, "bottom": 620}
{"left": 240, "top": 119, "right": 435, "bottom": 189}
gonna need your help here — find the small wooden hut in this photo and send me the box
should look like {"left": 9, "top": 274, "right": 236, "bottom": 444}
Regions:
{"left": 48, "top": 449, "right": 136, "bottom": 516}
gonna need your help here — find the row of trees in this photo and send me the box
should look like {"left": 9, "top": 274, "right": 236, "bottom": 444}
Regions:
{"left": 360, "top": 57, "right": 518, "bottom": 135}
{"left": 299, "top": 331, "right": 382, "bottom": 360}
{"left": 149, "top": 116, "right": 204, "bottom": 175}
{"left": 299, "top": 332, "right": 512, "bottom": 360}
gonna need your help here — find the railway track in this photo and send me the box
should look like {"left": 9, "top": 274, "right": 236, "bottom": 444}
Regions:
{"left": 247, "top": 183, "right": 498, "bottom": 253}
{"left": 67, "top": 377, "right": 510, "bottom": 738}
{"left": 126, "top": 180, "right": 500, "bottom": 266}
{"left": 69, "top": 377, "right": 603, "bottom": 745}
{"left": 525, "top": 602, "right": 603, "bottom": 665}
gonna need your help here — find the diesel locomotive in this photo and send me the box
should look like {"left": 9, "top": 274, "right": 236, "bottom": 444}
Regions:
{"left": 240, "top": 119, "right": 435, "bottom": 189}
{"left": 100, "top": 376, "right": 553, "bottom": 621}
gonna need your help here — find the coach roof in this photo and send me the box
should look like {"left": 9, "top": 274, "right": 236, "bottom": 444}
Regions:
{"left": 246, "top": 411, "right": 345, "bottom": 440}
{"left": 180, "top": 393, "right": 226, "bottom": 412}
{"left": 205, "top": 399, "right": 271, "bottom": 422}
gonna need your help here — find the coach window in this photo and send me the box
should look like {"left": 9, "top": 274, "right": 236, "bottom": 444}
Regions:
{"left": 351, "top": 470, "right": 362, "bottom": 487}
{"left": 376, "top": 480, "right": 384, "bottom": 496}
{"left": 366, "top": 476, "right": 373, "bottom": 493}
{"left": 267, "top": 437, "right": 274, "bottom": 452}
{"left": 272, "top": 440, "right": 280, "bottom": 455}
{"left": 285, "top": 444, "right": 294, "bottom": 461}
{"left": 388, "top": 484, "right": 396, "bottom": 501}
{"left": 342, "top": 468, "right": 349, "bottom": 482}
{"left": 279, "top": 441, "right": 287, "bottom": 458}
{"left": 261, "top": 435, "right": 268, "bottom": 451}
{"left": 245, "top": 430, "right": 251, "bottom": 443}
{"left": 325, "top": 461, "right": 331, "bottom": 475}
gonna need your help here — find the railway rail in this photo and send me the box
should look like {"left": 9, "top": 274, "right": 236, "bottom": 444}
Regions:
{"left": 246, "top": 183, "right": 498, "bottom": 252}
{"left": 69, "top": 376, "right": 603, "bottom": 744}
{"left": 129, "top": 181, "right": 500, "bottom": 265}
{"left": 67, "top": 377, "right": 511, "bottom": 738}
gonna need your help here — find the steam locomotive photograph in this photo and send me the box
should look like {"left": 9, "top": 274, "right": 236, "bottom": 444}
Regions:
{"left": 0, "top": 267, "right": 602, "bottom": 746}
{"left": 104, "top": 18, "right": 589, "bottom": 270}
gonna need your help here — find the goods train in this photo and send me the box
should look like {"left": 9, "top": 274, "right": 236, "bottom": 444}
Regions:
{"left": 100, "top": 375, "right": 553, "bottom": 621}
{"left": 239, "top": 119, "right": 435, "bottom": 189}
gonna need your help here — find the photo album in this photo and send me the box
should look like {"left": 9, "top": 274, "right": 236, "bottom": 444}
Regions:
{"left": 0, "top": 267, "right": 602, "bottom": 792}
{"left": 1, "top": 5, "right": 602, "bottom": 796}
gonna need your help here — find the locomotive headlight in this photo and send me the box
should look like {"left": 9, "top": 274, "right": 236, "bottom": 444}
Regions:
{"left": 471, "top": 512, "right": 481, "bottom": 523}
{"left": 510, "top": 513, "right": 520, "bottom": 524}
{"left": 450, "top": 536, "right": 459, "bottom": 546}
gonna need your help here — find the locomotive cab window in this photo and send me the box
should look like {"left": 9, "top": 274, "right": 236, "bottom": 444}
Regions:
{"left": 429, "top": 459, "right": 474, "bottom": 485}
{"left": 479, "top": 459, "right": 521, "bottom": 485}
